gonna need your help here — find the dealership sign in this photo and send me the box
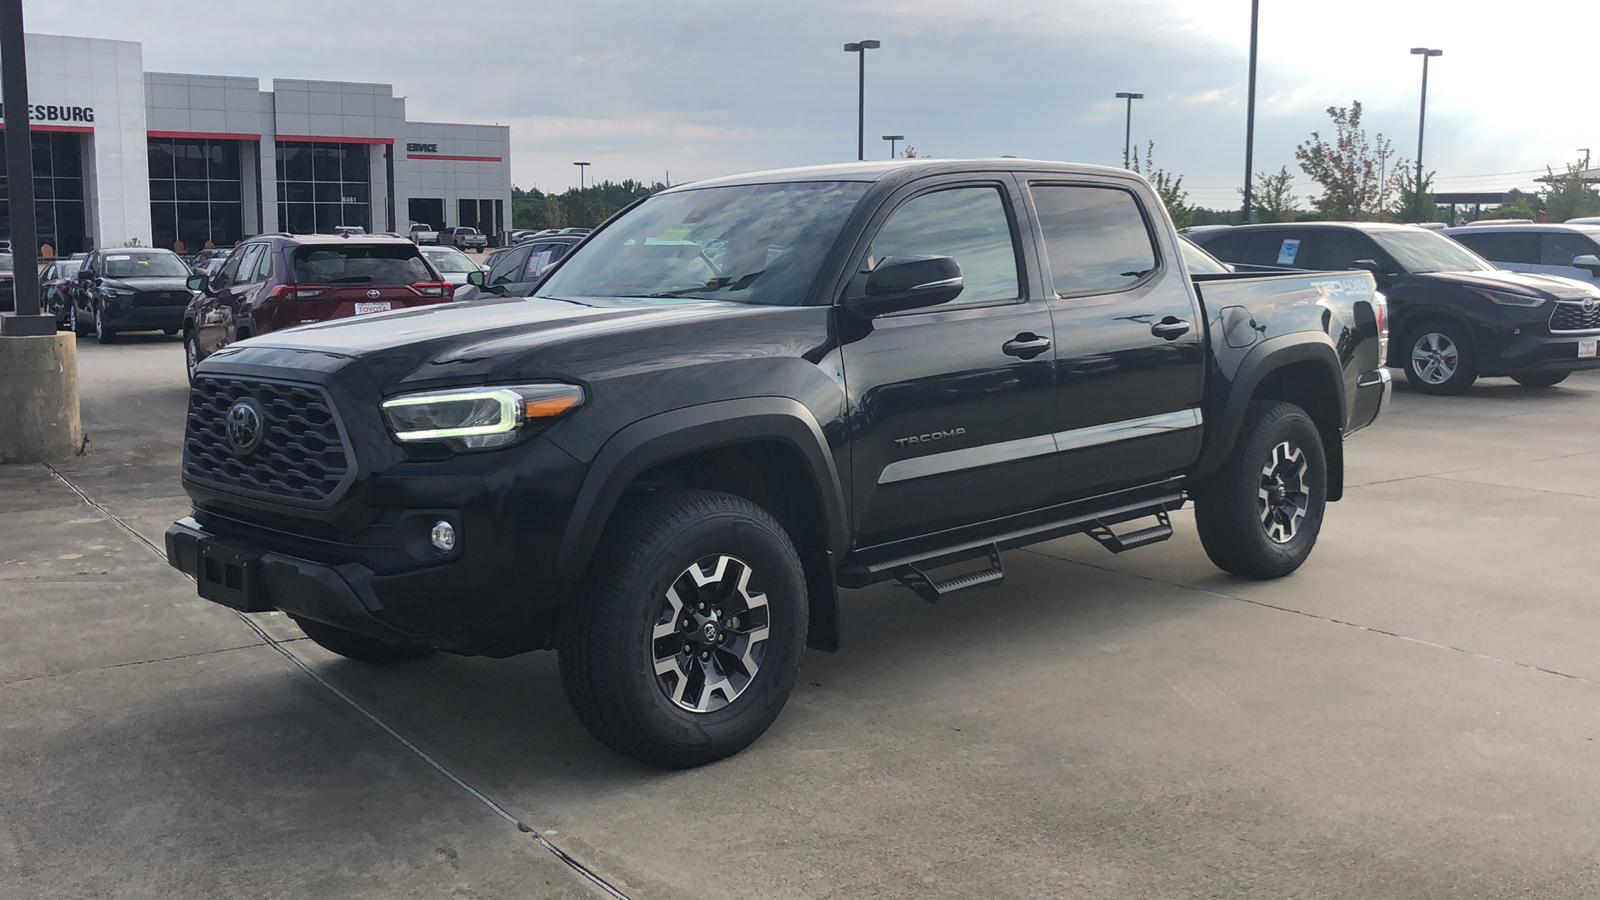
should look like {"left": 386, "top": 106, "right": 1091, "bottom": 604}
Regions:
{"left": 406, "top": 142, "right": 438, "bottom": 153}
{"left": 0, "top": 103, "right": 96, "bottom": 124}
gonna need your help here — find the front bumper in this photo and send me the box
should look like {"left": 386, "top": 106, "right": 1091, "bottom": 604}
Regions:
{"left": 102, "top": 296, "right": 185, "bottom": 332}
{"left": 1480, "top": 326, "right": 1600, "bottom": 376}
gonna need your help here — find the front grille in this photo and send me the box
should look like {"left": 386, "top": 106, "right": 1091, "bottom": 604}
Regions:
{"left": 134, "top": 290, "right": 189, "bottom": 308}
{"left": 184, "top": 376, "right": 352, "bottom": 504}
{"left": 1550, "top": 301, "right": 1600, "bottom": 333}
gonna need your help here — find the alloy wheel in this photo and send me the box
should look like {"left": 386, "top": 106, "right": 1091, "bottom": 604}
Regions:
{"left": 651, "top": 554, "right": 771, "bottom": 713}
{"left": 1258, "top": 440, "right": 1310, "bottom": 544}
{"left": 1410, "top": 332, "right": 1459, "bottom": 385}
{"left": 185, "top": 334, "right": 198, "bottom": 381}
{"left": 94, "top": 304, "right": 103, "bottom": 339}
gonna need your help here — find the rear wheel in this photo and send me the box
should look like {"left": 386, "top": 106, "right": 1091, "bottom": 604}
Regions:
{"left": 1512, "top": 372, "right": 1569, "bottom": 387}
{"left": 557, "top": 489, "right": 808, "bottom": 768}
{"left": 1403, "top": 320, "right": 1477, "bottom": 395}
{"left": 1193, "top": 400, "right": 1328, "bottom": 580}
{"left": 288, "top": 615, "right": 435, "bottom": 663}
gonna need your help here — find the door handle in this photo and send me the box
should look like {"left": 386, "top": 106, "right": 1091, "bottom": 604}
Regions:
{"left": 1151, "top": 318, "right": 1190, "bottom": 340}
{"left": 1002, "top": 333, "right": 1051, "bottom": 358}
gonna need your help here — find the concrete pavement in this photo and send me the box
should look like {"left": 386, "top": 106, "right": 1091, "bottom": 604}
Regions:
{"left": 4, "top": 332, "right": 1600, "bottom": 898}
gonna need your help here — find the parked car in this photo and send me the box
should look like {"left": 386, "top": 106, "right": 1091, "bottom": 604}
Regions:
{"left": 508, "top": 229, "right": 548, "bottom": 244}
{"left": 68, "top": 248, "right": 197, "bottom": 343}
{"left": 419, "top": 244, "right": 486, "bottom": 298}
{"left": 408, "top": 223, "right": 439, "bottom": 244}
{"left": 188, "top": 247, "right": 233, "bottom": 274}
{"left": 439, "top": 226, "right": 487, "bottom": 253}
{"left": 1193, "top": 222, "right": 1600, "bottom": 392}
{"left": 180, "top": 233, "right": 471, "bottom": 381}
{"left": 1443, "top": 223, "right": 1600, "bottom": 287}
{"left": 456, "top": 232, "right": 584, "bottom": 300}
{"left": 0, "top": 252, "right": 13, "bottom": 312}
{"left": 167, "top": 159, "right": 1389, "bottom": 767}
{"left": 41, "top": 257, "right": 84, "bottom": 329}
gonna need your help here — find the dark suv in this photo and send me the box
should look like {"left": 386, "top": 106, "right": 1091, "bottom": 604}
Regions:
{"left": 459, "top": 232, "right": 583, "bottom": 300}
{"left": 1193, "top": 222, "right": 1600, "bottom": 392}
{"left": 69, "top": 247, "right": 198, "bottom": 343}
{"left": 181, "top": 234, "right": 471, "bottom": 381}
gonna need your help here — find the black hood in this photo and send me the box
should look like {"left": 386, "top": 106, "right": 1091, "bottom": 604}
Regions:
{"left": 104, "top": 276, "right": 194, "bottom": 292}
{"left": 1422, "top": 269, "right": 1600, "bottom": 300}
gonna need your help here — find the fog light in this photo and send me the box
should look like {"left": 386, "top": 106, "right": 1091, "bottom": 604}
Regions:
{"left": 430, "top": 520, "right": 457, "bottom": 552}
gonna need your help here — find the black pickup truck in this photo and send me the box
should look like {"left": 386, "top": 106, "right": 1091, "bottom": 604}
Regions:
{"left": 166, "top": 160, "right": 1390, "bottom": 767}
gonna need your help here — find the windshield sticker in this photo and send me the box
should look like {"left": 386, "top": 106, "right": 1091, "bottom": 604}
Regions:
{"left": 657, "top": 228, "right": 691, "bottom": 242}
{"left": 1276, "top": 240, "right": 1301, "bottom": 266}
{"left": 106, "top": 254, "right": 131, "bottom": 261}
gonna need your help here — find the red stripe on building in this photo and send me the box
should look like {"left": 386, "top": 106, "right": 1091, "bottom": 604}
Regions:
{"left": 0, "top": 123, "right": 94, "bottom": 134}
{"left": 276, "top": 134, "right": 395, "bottom": 145}
{"left": 148, "top": 130, "right": 262, "bottom": 141}
{"left": 405, "top": 154, "right": 503, "bottom": 162}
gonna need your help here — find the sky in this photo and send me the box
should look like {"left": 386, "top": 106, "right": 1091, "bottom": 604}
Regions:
{"left": 24, "top": 0, "right": 1594, "bottom": 209}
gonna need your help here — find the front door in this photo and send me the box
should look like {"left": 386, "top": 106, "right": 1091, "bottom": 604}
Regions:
{"left": 838, "top": 179, "right": 1058, "bottom": 547}
{"left": 1024, "top": 181, "right": 1206, "bottom": 498}
{"left": 196, "top": 245, "right": 257, "bottom": 357}
{"left": 1535, "top": 231, "right": 1600, "bottom": 285}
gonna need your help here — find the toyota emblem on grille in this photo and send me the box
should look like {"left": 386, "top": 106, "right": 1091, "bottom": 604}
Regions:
{"left": 366, "top": 289, "right": 382, "bottom": 298}
{"left": 1585, "top": 297, "right": 1597, "bottom": 314}
{"left": 225, "top": 399, "right": 266, "bottom": 456}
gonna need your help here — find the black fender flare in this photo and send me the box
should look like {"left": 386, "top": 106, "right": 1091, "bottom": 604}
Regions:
{"left": 1193, "top": 334, "right": 1347, "bottom": 492}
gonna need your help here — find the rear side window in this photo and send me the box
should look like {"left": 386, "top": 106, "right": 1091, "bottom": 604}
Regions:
{"left": 1309, "top": 231, "right": 1383, "bottom": 270}
{"left": 1030, "top": 185, "right": 1157, "bottom": 295}
{"left": 1451, "top": 231, "right": 1537, "bottom": 265}
{"left": 292, "top": 244, "right": 433, "bottom": 285}
{"left": 870, "top": 185, "right": 1020, "bottom": 306}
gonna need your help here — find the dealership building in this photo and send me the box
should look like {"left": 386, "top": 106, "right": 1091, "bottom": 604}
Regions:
{"left": 0, "top": 33, "right": 512, "bottom": 256}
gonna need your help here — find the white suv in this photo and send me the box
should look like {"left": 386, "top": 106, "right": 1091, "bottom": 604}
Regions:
{"left": 1443, "top": 223, "right": 1600, "bottom": 286}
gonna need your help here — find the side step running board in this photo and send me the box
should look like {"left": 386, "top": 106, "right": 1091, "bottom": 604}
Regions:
{"left": 894, "top": 545, "right": 1003, "bottom": 603}
{"left": 1087, "top": 511, "right": 1173, "bottom": 554}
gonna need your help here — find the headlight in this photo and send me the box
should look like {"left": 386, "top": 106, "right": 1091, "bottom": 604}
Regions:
{"left": 380, "top": 383, "right": 583, "bottom": 451}
{"left": 1473, "top": 289, "right": 1545, "bottom": 308}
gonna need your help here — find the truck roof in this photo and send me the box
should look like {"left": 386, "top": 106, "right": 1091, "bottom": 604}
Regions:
{"left": 667, "top": 158, "right": 1145, "bottom": 193}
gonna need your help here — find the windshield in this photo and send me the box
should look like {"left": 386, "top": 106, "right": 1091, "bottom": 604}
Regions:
{"left": 422, "top": 247, "right": 478, "bottom": 274}
{"left": 538, "top": 181, "right": 870, "bottom": 305}
{"left": 1371, "top": 229, "right": 1492, "bottom": 274}
{"left": 292, "top": 244, "right": 433, "bottom": 284}
{"left": 103, "top": 252, "right": 191, "bottom": 278}
{"left": 1179, "top": 237, "right": 1232, "bottom": 275}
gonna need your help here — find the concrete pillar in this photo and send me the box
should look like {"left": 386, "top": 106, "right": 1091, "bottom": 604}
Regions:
{"left": 0, "top": 332, "right": 82, "bottom": 464}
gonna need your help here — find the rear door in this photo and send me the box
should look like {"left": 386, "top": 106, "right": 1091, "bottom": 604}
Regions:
{"left": 838, "top": 177, "right": 1059, "bottom": 546}
{"left": 1024, "top": 180, "right": 1205, "bottom": 498}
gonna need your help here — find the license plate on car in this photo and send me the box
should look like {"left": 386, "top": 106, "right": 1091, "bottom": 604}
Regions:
{"left": 354, "top": 301, "right": 391, "bottom": 315}
{"left": 1581, "top": 338, "right": 1598, "bottom": 359}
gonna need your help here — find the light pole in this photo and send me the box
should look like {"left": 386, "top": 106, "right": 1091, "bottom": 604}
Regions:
{"left": 573, "top": 161, "right": 591, "bottom": 190}
{"left": 1580, "top": 148, "right": 1592, "bottom": 172}
{"left": 843, "top": 40, "right": 881, "bottom": 161}
{"left": 1114, "top": 92, "right": 1143, "bottom": 169}
{"left": 0, "top": 0, "right": 45, "bottom": 334}
{"left": 1410, "top": 47, "right": 1443, "bottom": 221}
{"left": 1242, "top": 0, "right": 1259, "bottom": 223}
{"left": 882, "top": 134, "right": 904, "bottom": 159}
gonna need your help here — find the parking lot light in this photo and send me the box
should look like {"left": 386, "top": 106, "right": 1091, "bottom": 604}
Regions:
{"left": 573, "top": 161, "right": 591, "bottom": 190}
{"left": 843, "top": 40, "right": 881, "bottom": 162}
{"left": 882, "top": 134, "right": 904, "bottom": 159}
{"left": 1410, "top": 48, "right": 1443, "bottom": 222}
{"left": 1114, "top": 92, "right": 1143, "bottom": 170}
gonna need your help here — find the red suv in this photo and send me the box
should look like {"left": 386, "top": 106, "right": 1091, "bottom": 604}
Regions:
{"left": 182, "top": 234, "right": 481, "bottom": 380}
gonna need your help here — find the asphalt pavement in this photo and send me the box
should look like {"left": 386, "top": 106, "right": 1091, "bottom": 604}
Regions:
{"left": 3, "top": 331, "right": 1599, "bottom": 898}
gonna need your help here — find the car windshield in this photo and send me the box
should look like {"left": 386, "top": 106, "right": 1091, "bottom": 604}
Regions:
{"left": 537, "top": 181, "right": 870, "bottom": 306}
{"left": 1370, "top": 229, "right": 1492, "bottom": 274}
{"left": 291, "top": 244, "right": 433, "bottom": 284}
{"left": 422, "top": 247, "right": 478, "bottom": 274}
{"left": 1179, "top": 237, "right": 1231, "bottom": 275}
{"left": 103, "top": 253, "right": 191, "bottom": 278}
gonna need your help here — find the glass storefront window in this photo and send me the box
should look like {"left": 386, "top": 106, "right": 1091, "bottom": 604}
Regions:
{"left": 0, "top": 131, "right": 89, "bottom": 255}
{"left": 148, "top": 137, "right": 245, "bottom": 253}
{"left": 275, "top": 141, "right": 372, "bottom": 235}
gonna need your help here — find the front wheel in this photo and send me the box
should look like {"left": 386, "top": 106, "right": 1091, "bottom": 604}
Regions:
{"left": 557, "top": 489, "right": 808, "bottom": 768}
{"left": 1512, "top": 372, "right": 1569, "bottom": 387}
{"left": 288, "top": 615, "right": 435, "bottom": 663}
{"left": 1193, "top": 400, "right": 1328, "bottom": 580}
{"left": 183, "top": 330, "right": 200, "bottom": 383}
{"left": 93, "top": 303, "right": 116, "bottom": 344}
{"left": 1403, "top": 320, "right": 1477, "bottom": 395}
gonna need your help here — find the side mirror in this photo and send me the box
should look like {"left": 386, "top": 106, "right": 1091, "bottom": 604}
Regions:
{"left": 185, "top": 273, "right": 209, "bottom": 293}
{"left": 1571, "top": 254, "right": 1600, "bottom": 272}
{"left": 466, "top": 269, "right": 487, "bottom": 287}
{"left": 1349, "top": 258, "right": 1391, "bottom": 287}
{"left": 846, "top": 255, "right": 964, "bottom": 318}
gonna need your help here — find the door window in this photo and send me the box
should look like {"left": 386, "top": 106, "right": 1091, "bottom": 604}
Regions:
{"left": 1541, "top": 232, "right": 1598, "bottom": 266}
{"left": 869, "top": 186, "right": 1020, "bottom": 306}
{"left": 1030, "top": 185, "right": 1157, "bottom": 296}
{"left": 233, "top": 245, "right": 267, "bottom": 285}
{"left": 489, "top": 245, "right": 533, "bottom": 286}
{"left": 522, "top": 242, "right": 568, "bottom": 280}
{"left": 1450, "top": 231, "right": 1537, "bottom": 265}
{"left": 1309, "top": 231, "right": 1384, "bottom": 270}
{"left": 213, "top": 248, "right": 246, "bottom": 290}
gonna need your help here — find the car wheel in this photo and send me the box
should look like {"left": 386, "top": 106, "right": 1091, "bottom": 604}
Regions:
{"left": 70, "top": 303, "right": 90, "bottom": 337}
{"left": 1193, "top": 400, "right": 1328, "bottom": 580}
{"left": 1403, "top": 320, "right": 1477, "bottom": 395}
{"left": 288, "top": 614, "right": 435, "bottom": 663}
{"left": 557, "top": 489, "right": 808, "bottom": 768}
{"left": 184, "top": 330, "right": 200, "bottom": 383}
{"left": 163, "top": 327, "right": 179, "bottom": 336}
{"left": 1512, "top": 372, "right": 1569, "bottom": 387}
{"left": 93, "top": 303, "right": 116, "bottom": 344}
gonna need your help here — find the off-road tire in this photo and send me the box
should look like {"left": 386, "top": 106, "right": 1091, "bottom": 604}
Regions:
{"left": 1193, "top": 400, "right": 1327, "bottom": 580}
{"left": 1403, "top": 319, "right": 1477, "bottom": 395}
{"left": 557, "top": 489, "right": 808, "bottom": 768}
{"left": 1512, "top": 372, "right": 1569, "bottom": 387}
{"left": 289, "top": 614, "right": 435, "bottom": 663}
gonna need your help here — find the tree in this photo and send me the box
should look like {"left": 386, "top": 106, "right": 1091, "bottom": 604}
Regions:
{"left": 541, "top": 194, "right": 566, "bottom": 229}
{"left": 1129, "top": 141, "right": 1194, "bottom": 230}
{"left": 1241, "top": 166, "right": 1301, "bottom": 222}
{"left": 1391, "top": 168, "right": 1442, "bottom": 223}
{"left": 901, "top": 146, "right": 919, "bottom": 158}
{"left": 1295, "top": 101, "right": 1402, "bottom": 221}
{"left": 1480, "top": 198, "right": 1536, "bottom": 221}
{"left": 1539, "top": 160, "right": 1600, "bottom": 223}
